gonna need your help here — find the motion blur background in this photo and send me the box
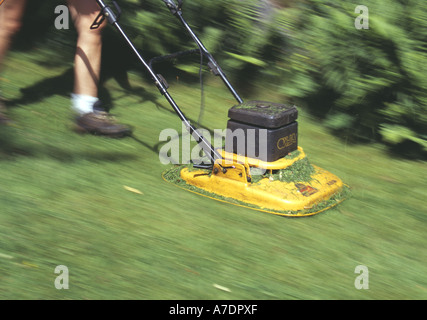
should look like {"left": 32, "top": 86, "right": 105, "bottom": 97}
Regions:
{"left": 0, "top": 0, "right": 426, "bottom": 300}
{"left": 14, "top": 0, "right": 427, "bottom": 158}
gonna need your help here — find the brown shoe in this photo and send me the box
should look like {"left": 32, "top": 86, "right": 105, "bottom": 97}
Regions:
{"left": 75, "top": 111, "right": 133, "bottom": 138}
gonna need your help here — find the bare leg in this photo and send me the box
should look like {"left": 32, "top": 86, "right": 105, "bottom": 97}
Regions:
{"left": 67, "top": 0, "right": 105, "bottom": 98}
{"left": 67, "top": 0, "right": 132, "bottom": 137}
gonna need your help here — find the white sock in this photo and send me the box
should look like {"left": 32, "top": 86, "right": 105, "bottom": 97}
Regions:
{"left": 71, "top": 93, "right": 99, "bottom": 115}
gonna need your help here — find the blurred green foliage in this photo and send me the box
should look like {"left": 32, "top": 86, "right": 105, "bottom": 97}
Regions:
{"left": 276, "top": 0, "right": 427, "bottom": 158}
{"left": 13, "top": 0, "right": 427, "bottom": 158}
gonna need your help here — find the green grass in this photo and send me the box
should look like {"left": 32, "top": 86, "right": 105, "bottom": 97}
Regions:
{"left": 0, "top": 52, "right": 426, "bottom": 300}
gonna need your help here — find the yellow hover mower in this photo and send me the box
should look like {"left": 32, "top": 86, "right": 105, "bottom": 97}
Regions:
{"left": 95, "top": 0, "right": 349, "bottom": 217}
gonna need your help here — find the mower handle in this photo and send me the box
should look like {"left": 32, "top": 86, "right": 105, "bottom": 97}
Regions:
{"left": 160, "top": 0, "right": 243, "bottom": 104}
{"left": 91, "top": 0, "right": 121, "bottom": 29}
{"left": 163, "top": 0, "right": 183, "bottom": 15}
{"left": 94, "top": 0, "right": 222, "bottom": 165}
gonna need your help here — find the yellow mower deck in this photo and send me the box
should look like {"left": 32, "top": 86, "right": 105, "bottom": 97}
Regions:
{"left": 162, "top": 147, "right": 348, "bottom": 217}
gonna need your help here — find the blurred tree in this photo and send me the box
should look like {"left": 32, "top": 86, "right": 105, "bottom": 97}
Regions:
{"left": 273, "top": 0, "right": 427, "bottom": 158}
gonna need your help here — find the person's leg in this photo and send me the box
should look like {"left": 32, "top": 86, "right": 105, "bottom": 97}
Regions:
{"left": 67, "top": 0, "right": 104, "bottom": 113}
{"left": 67, "top": 0, "right": 132, "bottom": 137}
{"left": 0, "top": 0, "right": 27, "bottom": 123}
{"left": 0, "top": 0, "right": 27, "bottom": 68}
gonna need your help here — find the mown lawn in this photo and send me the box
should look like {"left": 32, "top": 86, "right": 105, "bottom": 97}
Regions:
{"left": 0, "top": 52, "right": 426, "bottom": 300}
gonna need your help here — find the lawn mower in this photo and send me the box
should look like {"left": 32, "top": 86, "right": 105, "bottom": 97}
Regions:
{"left": 93, "top": 0, "right": 349, "bottom": 217}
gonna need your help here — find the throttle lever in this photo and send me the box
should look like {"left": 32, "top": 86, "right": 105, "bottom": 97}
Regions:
{"left": 91, "top": 0, "right": 122, "bottom": 29}
{"left": 163, "top": 0, "right": 182, "bottom": 16}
